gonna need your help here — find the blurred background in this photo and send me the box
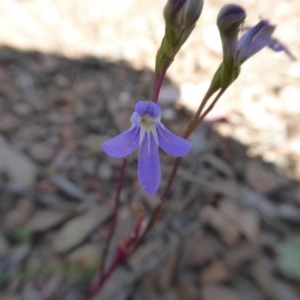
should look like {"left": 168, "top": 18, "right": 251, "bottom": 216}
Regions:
{"left": 0, "top": 0, "right": 300, "bottom": 299}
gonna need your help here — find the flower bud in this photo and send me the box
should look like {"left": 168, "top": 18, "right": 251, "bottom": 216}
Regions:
{"left": 183, "top": 0, "right": 204, "bottom": 27}
{"left": 164, "top": 0, "right": 203, "bottom": 29}
{"left": 156, "top": 0, "right": 203, "bottom": 74}
{"left": 217, "top": 4, "right": 246, "bottom": 67}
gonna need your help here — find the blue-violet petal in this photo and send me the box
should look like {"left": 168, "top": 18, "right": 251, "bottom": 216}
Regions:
{"left": 102, "top": 126, "right": 140, "bottom": 158}
{"left": 157, "top": 124, "right": 191, "bottom": 157}
{"left": 138, "top": 132, "right": 161, "bottom": 195}
{"left": 135, "top": 101, "right": 149, "bottom": 117}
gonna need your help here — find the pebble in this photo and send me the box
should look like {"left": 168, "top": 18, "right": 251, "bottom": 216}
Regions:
{"left": 84, "top": 134, "right": 103, "bottom": 154}
{"left": 80, "top": 159, "right": 96, "bottom": 175}
{"left": 28, "top": 142, "right": 55, "bottom": 163}
{"left": 97, "top": 163, "right": 113, "bottom": 179}
{"left": 13, "top": 103, "right": 32, "bottom": 116}
{"left": 0, "top": 114, "right": 18, "bottom": 132}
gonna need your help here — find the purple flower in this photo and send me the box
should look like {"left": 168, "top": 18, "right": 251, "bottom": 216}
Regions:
{"left": 102, "top": 101, "right": 191, "bottom": 195}
{"left": 237, "top": 19, "right": 296, "bottom": 63}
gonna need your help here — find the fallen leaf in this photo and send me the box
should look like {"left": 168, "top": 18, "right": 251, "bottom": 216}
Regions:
{"left": 0, "top": 135, "right": 37, "bottom": 189}
{"left": 4, "top": 198, "right": 35, "bottom": 231}
{"left": 251, "top": 262, "right": 278, "bottom": 299}
{"left": 198, "top": 259, "right": 232, "bottom": 285}
{"left": 27, "top": 209, "right": 70, "bottom": 232}
{"left": 67, "top": 244, "right": 100, "bottom": 271}
{"left": 245, "top": 161, "right": 286, "bottom": 193}
{"left": 202, "top": 285, "right": 243, "bottom": 300}
{"left": 52, "top": 208, "right": 109, "bottom": 253}
{"left": 200, "top": 205, "right": 240, "bottom": 246}
{"left": 185, "top": 231, "right": 217, "bottom": 267}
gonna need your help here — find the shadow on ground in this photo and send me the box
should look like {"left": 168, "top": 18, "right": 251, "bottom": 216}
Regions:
{"left": 0, "top": 47, "right": 300, "bottom": 300}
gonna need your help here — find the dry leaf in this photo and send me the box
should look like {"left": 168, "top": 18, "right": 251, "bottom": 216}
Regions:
{"left": 52, "top": 209, "right": 108, "bottom": 253}
{"left": 202, "top": 285, "right": 243, "bottom": 300}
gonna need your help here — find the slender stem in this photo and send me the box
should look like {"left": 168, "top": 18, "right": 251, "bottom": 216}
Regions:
{"left": 98, "top": 158, "right": 128, "bottom": 276}
{"left": 89, "top": 250, "right": 124, "bottom": 300}
{"left": 196, "top": 87, "right": 227, "bottom": 125}
{"left": 89, "top": 209, "right": 144, "bottom": 300}
{"left": 182, "top": 88, "right": 214, "bottom": 139}
{"left": 151, "top": 58, "right": 172, "bottom": 103}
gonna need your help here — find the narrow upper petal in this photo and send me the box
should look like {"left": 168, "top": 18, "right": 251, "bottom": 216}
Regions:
{"left": 157, "top": 124, "right": 191, "bottom": 157}
{"left": 237, "top": 20, "right": 275, "bottom": 63}
{"left": 268, "top": 38, "right": 296, "bottom": 61}
{"left": 102, "top": 126, "right": 140, "bottom": 158}
{"left": 138, "top": 132, "right": 161, "bottom": 195}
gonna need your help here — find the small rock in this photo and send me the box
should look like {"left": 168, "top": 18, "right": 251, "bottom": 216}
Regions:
{"left": 97, "top": 163, "right": 112, "bottom": 179}
{"left": 84, "top": 134, "right": 103, "bottom": 154}
{"left": 81, "top": 159, "right": 96, "bottom": 175}
{"left": 29, "top": 142, "right": 55, "bottom": 163}
{"left": 13, "top": 103, "right": 32, "bottom": 116}
{"left": 159, "top": 84, "right": 180, "bottom": 104}
{"left": 0, "top": 114, "right": 18, "bottom": 132}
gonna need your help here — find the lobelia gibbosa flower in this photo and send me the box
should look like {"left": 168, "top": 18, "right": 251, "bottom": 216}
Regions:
{"left": 102, "top": 101, "right": 191, "bottom": 195}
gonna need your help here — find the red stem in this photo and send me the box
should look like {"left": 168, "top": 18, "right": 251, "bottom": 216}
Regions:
{"left": 98, "top": 158, "right": 128, "bottom": 277}
{"left": 151, "top": 59, "right": 172, "bottom": 103}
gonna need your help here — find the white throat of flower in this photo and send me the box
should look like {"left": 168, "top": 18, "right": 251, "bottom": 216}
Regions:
{"left": 139, "top": 116, "right": 159, "bottom": 149}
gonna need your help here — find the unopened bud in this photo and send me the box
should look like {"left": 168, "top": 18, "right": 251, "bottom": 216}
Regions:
{"left": 217, "top": 4, "right": 246, "bottom": 35}
{"left": 156, "top": 0, "right": 204, "bottom": 73}
{"left": 183, "top": 0, "right": 204, "bottom": 27}
{"left": 217, "top": 4, "right": 246, "bottom": 69}
{"left": 164, "top": 0, "right": 203, "bottom": 27}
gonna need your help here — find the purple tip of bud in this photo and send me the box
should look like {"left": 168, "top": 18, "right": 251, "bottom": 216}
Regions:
{"left": 164, "top": 0, "right": 203, "bottom": 26}
{"left": 217, "top": 4, "right": 246, "bottom": 33}
{"left": 171, "top": 0, "right": 186, "bottom": 9}
{"left": 184, "top": 0, "right": 204, "bottom": 26}
{"left": 164, "top": 0, "right": 186, "bottom": 22}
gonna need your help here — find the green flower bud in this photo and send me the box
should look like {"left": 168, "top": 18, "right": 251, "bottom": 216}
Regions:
{"left": 156, "top": 0, "right": 203, "bottom": 74}
{"left": 217, "top": 4, "right": 246, "bottom": 67}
